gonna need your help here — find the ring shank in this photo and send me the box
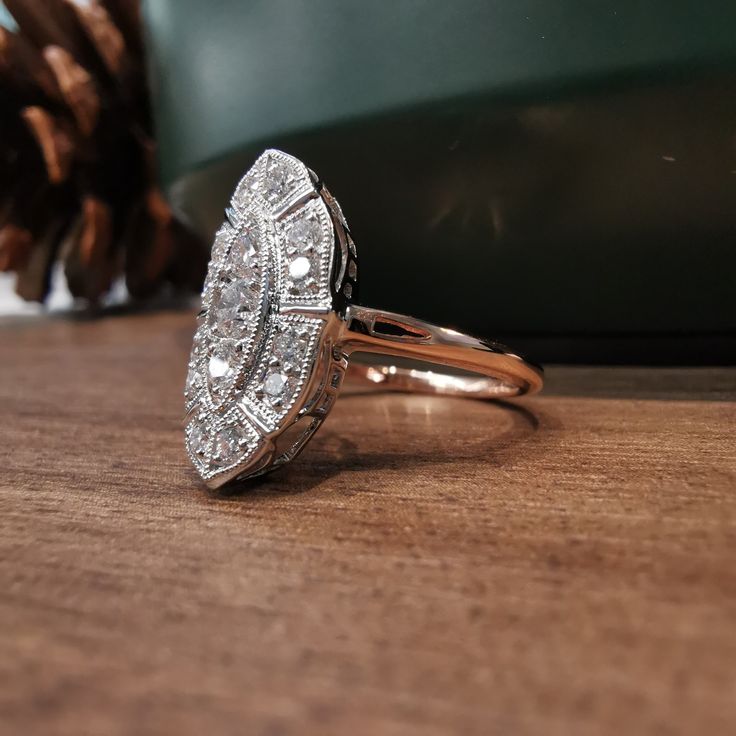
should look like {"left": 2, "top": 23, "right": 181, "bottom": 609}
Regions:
{"left": 347, "top": 362, "right": 523, "bottom": 399}
{"left": 337, "top": 305, "right": 543, "bottom": 398}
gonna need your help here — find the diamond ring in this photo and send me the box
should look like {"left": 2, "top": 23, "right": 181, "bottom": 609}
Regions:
{"left": 184, "top": 150, "right": 543, "bottom": 488}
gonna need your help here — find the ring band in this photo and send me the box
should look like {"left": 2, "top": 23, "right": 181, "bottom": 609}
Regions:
{"left": 183, "top": 149, "right": 543, "bottom": 488}
{"left": 342, "top": 305, "right": 542, "bottom": 399}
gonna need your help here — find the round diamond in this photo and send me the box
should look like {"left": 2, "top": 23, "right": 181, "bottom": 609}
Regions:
{"left": 288, "top": 256, "right": 311, "bottom": 280}
{"left": 263, "top": 159, "right": 294, "bottom": 203}
{"left": 220, "top": 279, "right": 256, "bottom": 312}
{"left": 208, "top": 340, "right": 239, "bottom": 395}
{"left": 211, "top": 426, "right": 243, "bottom": 468}
{"left": 187, "top": 418, "right": 208, "bottom": 459}
{"left": 185, "top": 363, "right": 202, "bottom": 396}
{"left": 264, "top": 372, "right": 288, "bottom": 399}
{"left": 286, "top": 215, "right": 321, "bottom": 255}
{"left": 211, "top": 279, "right": 257, "bottom": 337}
{"left": 238, "top": 172, "right": 259, "bottom": 200}
{"left": 273, "top": 329, "right": 304, "bottom": 365}
{"left": 230, "top": 226, "right": 259, "bottom": 278}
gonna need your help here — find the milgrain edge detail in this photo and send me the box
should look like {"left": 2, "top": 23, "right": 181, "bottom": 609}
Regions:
{"left": 184, "top": 149, "right": 354, "bottom": 488}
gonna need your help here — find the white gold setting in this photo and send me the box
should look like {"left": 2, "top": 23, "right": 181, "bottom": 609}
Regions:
{"left": 184, "top": 149, "right": 543, "bottom": 489}
{"left": 239, "top": 313, "right": 323, "bottom": 428}
{"left": 277, "top": 198, "right": 334, "bottom": 306}
{"left": 184, "top": 150, "right": 347, "bottom": 486}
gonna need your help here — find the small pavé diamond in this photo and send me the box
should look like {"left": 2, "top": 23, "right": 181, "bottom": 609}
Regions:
{"left": 208, "top": 340, "right": 239, "bottom": 395}
{"left": 288, "top": 277, "right": 318, "bottom": 296}
{"left": 211, "top": 279, "right": 257, "bottom": 337}
{"left": 286, "top": 214, "right": 321, "bottom": 255}
{"left": 229, "top": 225, "right": 259, "bottom": 279}
{"left": 192, "top": 326, "right": 205, "bottom": 355}
{"left": 264, "top": 371, "right": 288, "bottom": 399}
{"left": 187, "top": 417, "right": 208, "bottom": 459}
{"left": 263, "top": 158, "right": 295, "bottom": 203}
{"left": 273, "top": 328, "right": 304, "bottom": 365}
{"left": 242, "top": 172, "right": 259, "bottom": 197}
{"left": 211, "top": 228, "right": 232, "bottom": 260}
{"left": 185, "top": 363, "right": 202, "bottom": 396}
{"left": 211, "top": 425, "right": 244, "bottom": 468}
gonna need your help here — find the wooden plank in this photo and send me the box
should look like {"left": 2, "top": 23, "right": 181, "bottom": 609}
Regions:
{"left": 1, "top": 311, "right": 735, "bottom": 735}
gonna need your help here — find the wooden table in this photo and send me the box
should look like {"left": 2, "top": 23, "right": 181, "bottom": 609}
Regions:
{"left": 2, "top": 311, "right": 735, "bottom": 735}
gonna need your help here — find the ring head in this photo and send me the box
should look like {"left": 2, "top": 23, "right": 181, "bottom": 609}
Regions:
{"left": 184, "top": 150, "right": 357, "bottom": 488}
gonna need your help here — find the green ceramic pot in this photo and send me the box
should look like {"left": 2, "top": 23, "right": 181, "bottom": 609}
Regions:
{"left": 143, "top": 0, "right": 736, "bottom": 362}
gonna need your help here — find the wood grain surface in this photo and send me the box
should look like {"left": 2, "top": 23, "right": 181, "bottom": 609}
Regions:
{"left": 1, "top": 311, "right": 735, "bottom": 736}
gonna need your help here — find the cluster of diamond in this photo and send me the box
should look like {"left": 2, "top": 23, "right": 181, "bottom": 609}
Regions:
{"left": 279, "top": 200, "right": 332, "bottom": 304}
{"left": 188, "top": 212, "right": 267, "bottom": 414}
{"left": 184, "top": 150, "right": 336, "bottom": 483}
{"left": 263, "top": 325, "right": 308, "bottom": 404}
{"left": 240, "top": 316, "right": 322, "bottom": 427}
{"left": 186, "top": 410, "right": 260, "bottom": 475}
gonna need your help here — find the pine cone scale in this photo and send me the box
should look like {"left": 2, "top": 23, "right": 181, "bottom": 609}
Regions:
{"left": 1, "top": 0, "right": 205, "bottom": 306}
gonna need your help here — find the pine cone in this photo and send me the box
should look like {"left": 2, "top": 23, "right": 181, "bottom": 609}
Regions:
{"left": 0, "top": 0, "right": 206, "bottom": 305}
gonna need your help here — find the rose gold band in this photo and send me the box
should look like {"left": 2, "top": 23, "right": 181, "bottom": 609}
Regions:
{"left": 337, "top": 305, "right": 543, "bottom": 399}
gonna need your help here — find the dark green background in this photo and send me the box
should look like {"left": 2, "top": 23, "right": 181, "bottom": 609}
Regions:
{"left": 142, "top": 1, "right": 736, "bottom": 361}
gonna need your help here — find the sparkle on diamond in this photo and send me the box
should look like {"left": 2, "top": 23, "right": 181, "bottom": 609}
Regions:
{"left": 288, "top": 256, "right": 311, "bottom": 280}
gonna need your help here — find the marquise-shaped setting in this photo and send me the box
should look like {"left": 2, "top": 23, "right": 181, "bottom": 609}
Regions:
{"left": 184, "top": 150, "right": 358, "bottom": 488}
